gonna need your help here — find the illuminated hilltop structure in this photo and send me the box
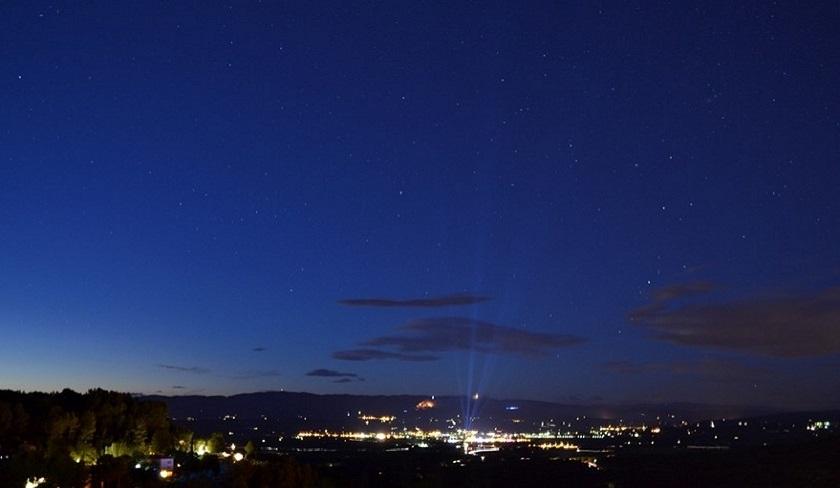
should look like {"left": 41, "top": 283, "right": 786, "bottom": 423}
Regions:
{"left": 416, "top": 398, "right": 436, "bottom": 410}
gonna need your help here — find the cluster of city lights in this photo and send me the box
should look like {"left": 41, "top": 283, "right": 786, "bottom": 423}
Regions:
{"left": 358, "top": 414, "right": 397, "bottom": 424}
{"left": 807, "top": 421, "right": 831, "bottom": 431}
{"left": 295, "top": 427, "right": 593, "bottom": 455}
{"left": 24, "top": 478, "right": 46, "bottom": 488}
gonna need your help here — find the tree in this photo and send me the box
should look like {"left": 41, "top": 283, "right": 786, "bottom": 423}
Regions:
{"left": 172, "top": 426, "right": 193, "bottom": 453}
{"left": 71, "top": 410, "right": 97, "bottom": 463}
{"left": 91, "top": 454, "right": 133, "bottom": 488}
{"left": 244, "top": 440, "right": 256, "bottom": 458}
{"left": 46, "top": 408, "right": 80, "bottom": 458}
{"left": 151, "top": 428, "right": 174, "bottom": 454}
{"left": 206, "top": 432, "right": 225, "bottom": 454}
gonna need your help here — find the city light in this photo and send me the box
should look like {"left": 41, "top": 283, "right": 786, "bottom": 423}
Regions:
{"left": 195, "top": 443, "right": 208, "bottom": 456}
{"left": 295, "top": 426, "right": 591, "bottom": 455}
{"left": 24, "top": 478, "right": 46, "bottom": 488}
{"left": 359, "top": 414, "right": 396, "bottom": 423}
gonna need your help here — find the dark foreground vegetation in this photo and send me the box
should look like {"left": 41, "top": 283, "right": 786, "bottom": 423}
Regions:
{"left": 2, "top": 389, "right": 840, "bottom": 487}
{"left": 277, "top": 437, "right": 840, "bottom": 488}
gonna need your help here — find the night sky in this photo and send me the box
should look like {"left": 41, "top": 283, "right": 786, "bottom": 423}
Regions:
{"left": 2, "top": 1, "right": 839, "bottom": 409}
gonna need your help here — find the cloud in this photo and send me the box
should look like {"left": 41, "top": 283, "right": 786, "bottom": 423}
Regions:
{"left": 157, "top": 364, "right": 210, "bottom": 374}
{"left": 231, "top": 369, "right": 282, "bottom": 379}
{"left": 629, "top": 284, "right": 840, "bottom": 357}
{"left": 631, "top": 282, "right": 716, "bottom": 316}
{"left": 171, "top": 385, "right": 187, "bottom": 389}
{"left": 333, "top": 378, "right": 356, "bottom": 384}
{"left": 306, "top": 368, "right": 360, "bottom": 379}
{"left": 334, "top": 317, "right": 584, "bottom": 361}
{"left": 601, "top": 358, "right": 766, "bottom": 380}
{"left": 651, "top": 281, "right": 716, "bottom": 307}
{"left": 365, "top": 317, "right": 584, "bottom": 356}
{"left": 252, "top": 347, "right": 267, "bottom": 352}
{"left": 338, "top": 293, "right": 491, "bottom": 308}
{"left": 332, "top": 349, "right": 439, "bottom": 362}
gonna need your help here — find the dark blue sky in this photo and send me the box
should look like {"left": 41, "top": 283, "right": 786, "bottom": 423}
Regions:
{"left": 2, "top": 1, "right": 839, "bottom": 408}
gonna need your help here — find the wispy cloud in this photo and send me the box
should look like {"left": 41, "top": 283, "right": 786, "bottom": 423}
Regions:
{"left": 252, "top": 347, "right": 267, "bottom": 352}
{"left": 231, "top": 369, "right": 283, "bottom": 379}
{"left": 651, "top": 282, "right": 716, "bottom": 308}
{"left": 338, "top": 293, "right": 491, "bottom": 308}
{"left": 334, "top": 317, "right": 584, "bottom": 361}
{"left": 601, "top": 358, "right": 766, "bottom": 380}
{"left": 171, "top": 385, "right": 187, "bottom": 389}
{"left": 332, "top": 348, "right": 439, "bottom": 362}
{"left": 368, "top": 317, "right": 584, "bottom": 355}
{"left": 630, "top": 284, "right": 840, "bottom": 357}
{"left": 306, "top": 368, "right": 360, "bottom": 378}
{"left": 157, "top": 364, "right": 210, "bottom": 374}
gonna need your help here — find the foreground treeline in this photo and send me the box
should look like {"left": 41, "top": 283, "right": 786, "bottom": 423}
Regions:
{"left": 0, "top": 388, "right": 205, "bottom": 486}
{"left": 0, "top": 389, "right": 178, "bottom": 460}
{"left": 0, "top": 389, "right": 325, "bottom": 487}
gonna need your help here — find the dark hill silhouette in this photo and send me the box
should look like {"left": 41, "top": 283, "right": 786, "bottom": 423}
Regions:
{"left": 142, "top": 390, "right": 783, "bottom": 435}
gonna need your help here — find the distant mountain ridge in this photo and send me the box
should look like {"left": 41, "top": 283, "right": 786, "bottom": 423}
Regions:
{"left": 142, "top": 390, "right": 786, "bottom": 435}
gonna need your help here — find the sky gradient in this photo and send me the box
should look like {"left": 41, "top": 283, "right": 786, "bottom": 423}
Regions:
{"left": 2, "top": 1, "right": 839, "bottom": 409}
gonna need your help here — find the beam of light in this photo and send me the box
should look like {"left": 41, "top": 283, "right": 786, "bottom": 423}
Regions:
{"left": 458, "top": 157, "right": 509, "bottom": 430}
